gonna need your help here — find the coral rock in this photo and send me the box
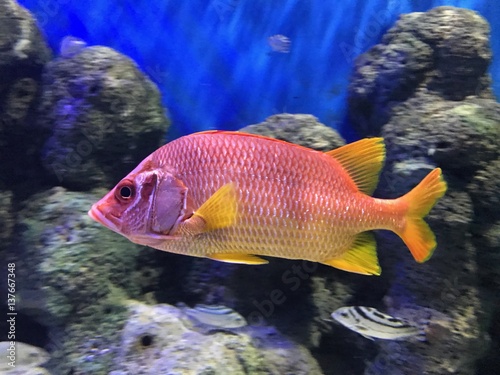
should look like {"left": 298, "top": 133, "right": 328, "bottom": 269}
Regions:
{"left": 240, "top": 113, "right": 345, "bottom": 151}
{"left": 12, "top": 187, "right": 165, "bottom": 374}
{"left": 348, "top": 6, "right": 493, "bottom": 136}
{"left": 0, "top": 0, "right": 52, "bottom": 186}
{"left": 115, "top": 301, "right": 323, "bottom": 375}
{"left": 37, "top": 46, "right": 170, "bottom": 190}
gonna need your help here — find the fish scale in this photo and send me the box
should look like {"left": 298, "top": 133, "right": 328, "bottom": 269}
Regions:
{"left": 89, "top": 131, "right": 447, "bottom": 275}
{"left": 151, "top": 133, "right": 389, "bottom": 259}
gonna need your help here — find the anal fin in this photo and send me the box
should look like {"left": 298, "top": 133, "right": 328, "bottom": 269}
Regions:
{"left": 321, "top": 232, "right": 381, "bottom": 275}
{"left": 208, "top": 253, "right": 269, "bottom": 265}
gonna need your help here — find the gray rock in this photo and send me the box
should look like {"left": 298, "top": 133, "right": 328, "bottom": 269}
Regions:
{"left": 473, "top": 221, "right": 500, "bottom": 302}
{"left": 37, "top": 46, "right": 170, "bottom": 190}
{"left": 467, "top": 158, "right": 500, "bottom": 221}
{"left": 0, "top": 341, "right": 50, "bottom": 374}
{"left": 348, "top": 6, "right": 493, "bottom": 136}
{"left": 0, "top": 189, "right": 14, "bottom": 248}
{"left": 0, "top": 0, "right": 52, "bottom": 186}
{"left": 360, "top": 75, "right": 496, "bottom": 375}
{"left": 12, "top": 187, "right": 168, "bottom": 375}
{"left": 467, "top": 160, "right": 500, "bottom": 367}
{"left": 363, "top": 181, "right": 486, "bottom": 375}
{"left": 114, "top": 301, "right": 323, "bottom": 375}
{"left": 380, "top": 96, "right": 500, "bottom": 178}
{"left": 385, "top": 7, "right": 492, "bottom": 96}
{"left": 0, "top": 0, "right": 51, "bottom": 113}
{"left": 240, "top": 113, "right": 345, "bottom": 151}
{"left": 342, "top": 6, "right": 500, "bottom": 374}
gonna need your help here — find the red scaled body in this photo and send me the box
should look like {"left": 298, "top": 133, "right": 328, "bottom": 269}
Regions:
{"left": 89, "top": 131, "right": 447, "bottom": 275}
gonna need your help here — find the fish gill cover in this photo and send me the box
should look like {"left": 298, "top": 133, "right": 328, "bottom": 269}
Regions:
{"left": 16, "top": 0, "right": 500, "bottom": 141}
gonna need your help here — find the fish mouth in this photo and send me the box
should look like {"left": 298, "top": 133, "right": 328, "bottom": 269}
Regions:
{"left": 88, "top": 204, "right": 121, "bottom": 232}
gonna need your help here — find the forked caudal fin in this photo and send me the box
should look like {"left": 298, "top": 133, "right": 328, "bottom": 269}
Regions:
{"left": 395, "top": 168, "right": 447, "bottom": 263}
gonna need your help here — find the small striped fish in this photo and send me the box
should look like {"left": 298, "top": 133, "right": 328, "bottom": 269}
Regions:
{"left": 178, "top": 304, "right": 247, "bottom": 334}
{"left": 331, "top": 306, "right": 423, "bottom": 340}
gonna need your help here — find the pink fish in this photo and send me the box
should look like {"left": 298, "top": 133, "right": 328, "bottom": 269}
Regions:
{"left": 88, "top": 131, "right": 447, "bottom": 275}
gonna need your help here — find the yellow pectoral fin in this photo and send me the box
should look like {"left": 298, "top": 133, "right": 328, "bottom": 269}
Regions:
{"left": 322, "top": 232, "right": 381, "bottom": 275}
{"left": 195, "top": 183, "right": 238, "bottom": 231}
{"left": 208, "top": 253, "right": 269, "bottom": 265}
{"left": 176, "top": 183, "right": 238, "bottom": 235}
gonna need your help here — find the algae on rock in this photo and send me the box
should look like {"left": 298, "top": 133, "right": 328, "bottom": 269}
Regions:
{"left": 113, "top": 301, "right": 323, "bottom": 375}
{"left": 13, "top": 187, "right": 164, "bottom": 374}
{"left": 37, "top": 46, "right": 170, "bottom": 190}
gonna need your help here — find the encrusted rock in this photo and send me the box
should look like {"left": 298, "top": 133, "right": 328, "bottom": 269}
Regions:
{"left": 114, "top": 301, "right": 323, "bottom": 375}
{"left": 467, "top": 158, "right": 500, "bottom": 222}
{"left": 0, "top": 0, "right": 51, "bottom": 117}
{"left": 12, "top": 187, "right": 168, "bottom": 374}
{"left": 380, "top": 96, "right": 500, "bottom": 178}
{"left": 343, "top": 6, "right": 499, "bottom": 374}
{"left": 0, "top": 189, "right": 14, "bottom": 248}
{"left": 348, "top": 6, "right": 493, "bottom": 136}
{"left": 0, "top": 0, "right": 52, "bottom": 187}
{"left": 240, "top": 113, "right": 345, "bottom": 151}
{"left": 37, "top": 46, "right": 170, "bottom": 190}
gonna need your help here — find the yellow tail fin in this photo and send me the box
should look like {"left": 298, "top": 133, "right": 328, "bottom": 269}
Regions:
{"left": 396, "top": 168, "right": 447, "bottom": 263}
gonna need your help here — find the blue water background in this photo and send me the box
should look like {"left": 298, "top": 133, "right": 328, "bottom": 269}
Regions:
{"left": 18, "top": 0, "right": 500, "bottom": 141}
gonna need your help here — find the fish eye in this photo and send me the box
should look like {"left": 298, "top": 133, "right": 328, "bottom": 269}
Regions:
{"left": 115, "top": 182, "right": 135, "bottom": 201}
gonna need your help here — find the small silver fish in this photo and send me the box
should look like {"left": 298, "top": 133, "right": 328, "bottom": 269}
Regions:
{"left": 0, "top": 341, "right": 50, "bottom": 374}
{"left": 268, "top": 34, "right": 291, "bottom": 53}
{"left": 59, "top": 36, "right": 87, "bottom": 58}
{"left": 178, "top": 303, "right": 247, "bottom": 334}
{"left": 331, "top": 306, "right": 422, "bottom": 341}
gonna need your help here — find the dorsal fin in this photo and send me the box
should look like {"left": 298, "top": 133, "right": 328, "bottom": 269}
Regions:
{"left": 194, "top": 130, "right": 317, "bottom": 152}
{"left": 326, "top": 138, "right": 385, "bottom": 195}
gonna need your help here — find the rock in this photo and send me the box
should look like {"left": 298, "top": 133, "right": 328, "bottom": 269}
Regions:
{"left": 361, "top": 89, "right": 495, "bottom": 375}
{"left": 473, "top": 221, "right": 500, "bottom": 306}
{"left": 467, "top": 160, "right": 500, "bottom": 371}
{"left": 386, "top": 7, "right": 492, "bottom": 97}
{"left": 12, "top": 187, "right": 170, "bottom": 375}
{"left": 343, "top": 6, "right": 499, "bottom": 374}
{"left": 0, "top": 0, "right": 51, "bottom": 117}
{"left": 379, "top": 96, "right": 500, "bottom": 181}
{"left": 5, "top": 366, "right": 52, "bottom": 375}
{"left": 240, "top": 113, "right": 345, "bottom": 151}
{"left": 363, "top": 179, "right": 486, "bottom": 375}
{"left": 114, "top": 301, "right": 323, "bottom": 375}
{"left": 15, "top": 187, "right": 137, "bottom": 323}
{"left": 0, "top": 341, "right": 50, "bottom": 375}
{"left": 467, "top": 158, "right": 500, "bottom": 222}
{"left": 37, "top": 46, "right": 170, "bottom": 190}
{"left": 0, "top": 0, "right": 52, "bottom": 187}
{"left": 0, "top": 189, "right": 14, "bottom": 249}
{"left": 348, "top": 6, "right": 493, "bottom": 136}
